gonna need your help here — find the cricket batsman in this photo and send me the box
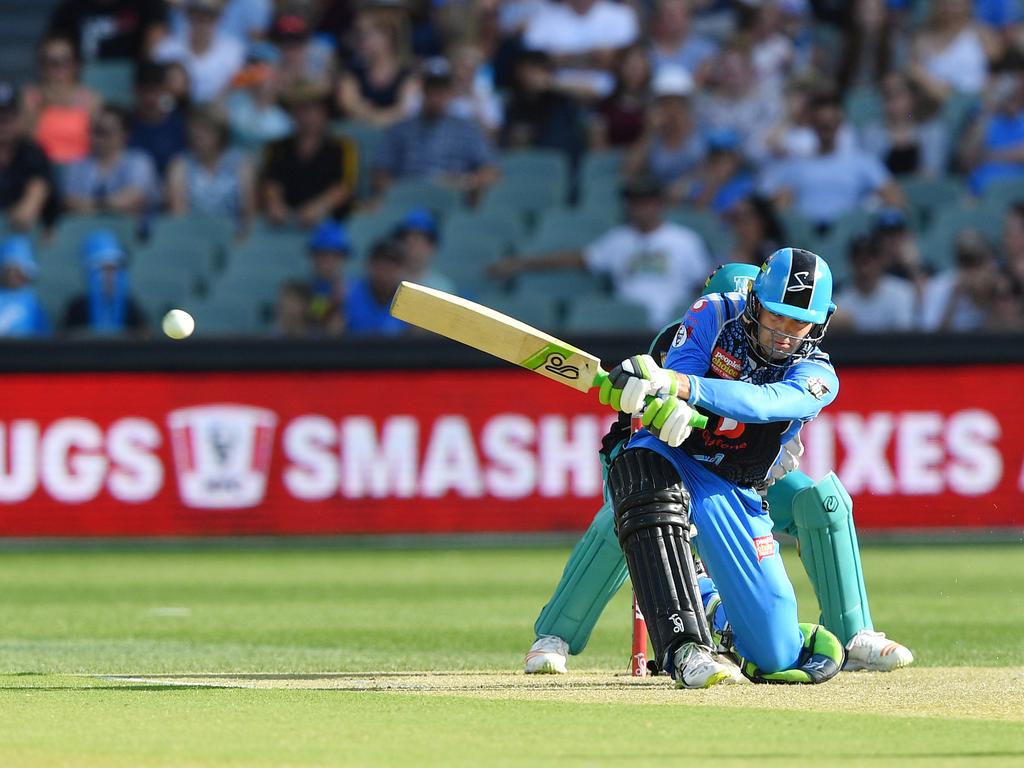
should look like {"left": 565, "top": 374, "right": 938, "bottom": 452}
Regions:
{"left": 527, "top": 250, "right": 911, "bottom": 687}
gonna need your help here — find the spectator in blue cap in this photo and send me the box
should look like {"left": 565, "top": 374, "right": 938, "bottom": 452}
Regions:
{"left": 678, "top": 127, "right": 754, "bottom": 213}
{"left": 0, "top": 235, "right": 50, "bottom": 337}
{"left": 306, "top": 219, "right": 350, "bottom": 334}
{"left": 63, "top": 229, "right": 148, "bottom": 337}
{"left": 394, "top": 207, "right": 456, "bottom": 293}
{"left": 346, "top": 237, "right": 410, "bottom": 336}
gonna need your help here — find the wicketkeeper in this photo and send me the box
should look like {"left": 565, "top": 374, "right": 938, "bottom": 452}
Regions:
{"left": 529, "top": 250, "right": 910, "bottom": 687}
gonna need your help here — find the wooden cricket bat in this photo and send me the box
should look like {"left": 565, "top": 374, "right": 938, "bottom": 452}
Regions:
{"left": 389, "top": 281, "right": 708, "bottom": 428}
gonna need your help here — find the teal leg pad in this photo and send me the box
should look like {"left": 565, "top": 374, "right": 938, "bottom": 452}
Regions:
{"left": 791, "top": 472, "right": 873, "bottom": 645}
{"left": 765, "top": 470, "right": 815, "bottom": 538}
{"left": 533, "top": 501, "right": 629, "bottom": 655}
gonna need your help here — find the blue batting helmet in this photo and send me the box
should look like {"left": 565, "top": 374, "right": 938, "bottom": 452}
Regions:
{"left": 753, "top": 247, "right": 835, "bottom": 325}
{"left": 742, "top": 247, "right": 836, "bottom": 365}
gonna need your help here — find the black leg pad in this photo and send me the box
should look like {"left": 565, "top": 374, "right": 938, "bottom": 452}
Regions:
{"left": 608, "top": 448, "right": 712, "bottom": 671}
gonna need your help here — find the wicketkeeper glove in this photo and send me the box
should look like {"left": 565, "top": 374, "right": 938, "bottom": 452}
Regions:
{"left": 598, "top": 354, "right": 679, "bottom": 414}
{"left": 640, "top": 396, "right": 695, "bottom": 447}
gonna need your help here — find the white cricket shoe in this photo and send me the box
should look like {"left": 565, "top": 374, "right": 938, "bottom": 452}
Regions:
{"left": 673, "top": 641, "right": 744, "bottom": 689}
{"left": 844, "top": 629, "right": 914, "bottom": 672}
{"left": 525, "top": 635, "right": 569, "bottom": 674}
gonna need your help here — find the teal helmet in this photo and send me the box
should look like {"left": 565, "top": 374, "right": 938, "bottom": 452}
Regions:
{"left": 742, "top": 247, "right": 836, "bottom": 365}
{"left": 703, "top": 263, "right": 761, "bottom": 296}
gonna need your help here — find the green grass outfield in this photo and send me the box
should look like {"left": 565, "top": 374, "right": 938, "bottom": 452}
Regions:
{"left": 0, "top": 543, "right": 1021, "bottom": 767}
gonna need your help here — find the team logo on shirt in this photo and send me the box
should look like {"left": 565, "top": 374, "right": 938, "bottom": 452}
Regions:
{"left": 753, "top": 535, "right": 776, "bottom": 562}
{"left": 671, "top": 324, "right": 690, "bottom": 348}
{"left": 711, "top": 347, "right": 742, "bottom": 380}
{"left": 806, "top": 376, "right": 830, "bottom": 400}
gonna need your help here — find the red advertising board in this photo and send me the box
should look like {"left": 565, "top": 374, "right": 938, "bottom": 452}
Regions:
{"left": 0, "top": 365, "right": 1020, "bottom": 536}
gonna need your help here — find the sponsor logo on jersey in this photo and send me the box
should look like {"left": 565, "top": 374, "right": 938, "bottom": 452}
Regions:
{"left": 671, "top": 324, "right": 689, "bottom": 348}
{"left": 753, "top": 535, "right": 775, "bottom": 562}
{"left": 691, "top": 298, "right": 709, "bottom": 313}
{"left": 711, "top": 347, "right": 742, "bottom": 380}
{"left": 806, "top": 376, "right": 830, "bottom": 400}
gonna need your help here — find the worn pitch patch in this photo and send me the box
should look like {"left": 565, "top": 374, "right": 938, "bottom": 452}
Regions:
{"left": 97, "top": 667, "right": 1024, "bottom": 722}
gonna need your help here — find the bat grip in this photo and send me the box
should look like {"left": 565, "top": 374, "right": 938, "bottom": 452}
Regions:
{"left": 592, "top": 369, "right": 709, "bottom": 430}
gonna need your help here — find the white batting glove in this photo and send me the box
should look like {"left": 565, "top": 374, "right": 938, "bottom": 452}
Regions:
{"left": 766, "top": 435, "right": 804, "bottom": 486}
{"left": 640, "top": 396, "right": 694, "bottom": 447}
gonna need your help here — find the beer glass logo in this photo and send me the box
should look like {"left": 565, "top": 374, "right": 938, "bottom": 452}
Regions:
{"left": 167, "top": 405, "right": 278, "bottom": 509}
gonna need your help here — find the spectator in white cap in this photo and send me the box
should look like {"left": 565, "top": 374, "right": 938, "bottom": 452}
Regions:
{"left": 623, "top": 66, "right": 705, "bottom": 192}
{"left": 0, "top": 235, "right": 50, "bottom": 337}
{"left": 154, "top": 0, "right": 246, "bottom": 103}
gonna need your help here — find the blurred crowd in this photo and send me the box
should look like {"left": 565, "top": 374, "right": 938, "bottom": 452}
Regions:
{"left": 0, "top": 0, "right": 1023, "bottom": 338}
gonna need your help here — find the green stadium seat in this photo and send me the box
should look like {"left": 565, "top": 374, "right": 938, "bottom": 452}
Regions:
{"left": 82, "top": 61, "right": 135, "bottom": 107}
{"left": 44, "top": 214, "right": 138, "bottom": 264}
{"left": 980, "top": 177, "right": 1024, "bottom": 212}
{"left": 221, "top": 230, "right": 307, "bottom": 283}
{"left": 382, "top": 179, "right": 463, "bottom": 217}
{"left": 579, "top": 150, "right": 624, "bottom": 189}
{"left": 512, "top": 270, "right": 607, "bottom": 300}
{"left": 843, "top": 86, "right": 882, "bottom": 128}
{"left": 919, "top": 203, "right": 1005, "bottom": 270}
{"left": 475, "top": 291, "right": 559, "bottom": 331}
{"left": 562, "top": 294, "right": 651, "bottom": 332}
{"left": 443, "top": 209, "right": 523, "bottom": 256}
{"left": 35, "top": 274, "right": 79, "bottom": 324}
{"left": 500, "top": 149, "right": 569, "bottom": 186}
{"left": 146, "top": 214, "right": 234, "bottom": 274}
{"left": 480, "top": 173, "right": 569, "bottom": 219}
{"left": 523, "top": 208, "right": 607, "bottom": 253}
{"left": 666, "top": 207, "right": 735, "bottom": 257}
{"left": 188, "top": 292, "right": 268, "bottom": 335}
{"left": 433, "top": 238, "right": 505, "bottom": 294}
{"left": 901, "top": 176, "right": 967, "bottom": 229}
{"left": 133, "top": 275, "right": 192, "bottom": 317}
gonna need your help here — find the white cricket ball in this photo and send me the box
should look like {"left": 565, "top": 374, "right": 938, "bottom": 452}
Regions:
{"left": 162, "top": 309, "right": 195, "bottom": 340}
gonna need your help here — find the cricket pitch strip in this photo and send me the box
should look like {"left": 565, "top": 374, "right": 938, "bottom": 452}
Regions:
{"left": 99, "top": 667, "right": 1024, "bottom": 721}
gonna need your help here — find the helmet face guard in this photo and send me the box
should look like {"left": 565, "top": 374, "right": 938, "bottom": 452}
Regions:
{"left": 743, "top": 248, "right": 836, "bottom": 368}
{"left": 742, "top": 293, "right": 832, "bottom": 367}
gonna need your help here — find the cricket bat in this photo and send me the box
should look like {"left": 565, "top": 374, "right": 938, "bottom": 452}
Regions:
{"left": 389, "top": 281, "right": 708, "bottom": 429}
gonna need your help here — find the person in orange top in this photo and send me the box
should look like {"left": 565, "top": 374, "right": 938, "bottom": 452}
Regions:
{"left": 20, "top": 35, "right": 101, "bottom": 165}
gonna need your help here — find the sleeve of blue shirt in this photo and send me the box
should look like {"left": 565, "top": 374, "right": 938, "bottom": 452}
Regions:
{"left": 685, "top": 358, "right": 839, "bottom": 424}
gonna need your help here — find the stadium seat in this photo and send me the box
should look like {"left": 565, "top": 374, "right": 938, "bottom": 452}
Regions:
{"left": 480, "top": 173, "right": 569, "bottom": 220}
{"left": 433, "top": 238, "right": 505, "bottom": 294}
{"left": 981, "top": 177, "right": 1024, "bottom": 212}
{"left": 563, "top": 294, "right": 651, "bottom": 332}
{"left": 814, "top": 211, "right": 872, "bottom": 286}
{"left": 138, "top": 215, "right": 229, "bottom": 277}
{"left": 44, "top": 214, "right": 138, "bottom": 266}
{"left": 779, "top": 210, "right": 815, "bottom": 248}
{"left": 35, "top": 274, "right": 79, "bottom": 325}
{"left": 522, "top": 208, "right": 607, "bottom": 253}
{"left": 512, "top": 270, "right": 607, "bottom": 300}
{"left": 666, "top": 208, "right": 735, "bottom": 257}
{"left": 919, "top": 203, "right": 1005, "bottom": 270}
{"left": 82, "top": 61, "right": 135, "bottom": 107}
{"left": 579, "top": 150, "right": 625, "bottom": 190}
{"left": 475, "top": 291, "right": 559, "bottom": 331}
{"left": 132, "top": 274, "right": 192, "bottom": 318}
{"left": 499, "top": 149, "right": 569, "bottom": 187}
{"left": 443, "top": 209, "right": 525, "bottom": 256}
{"left": 188, "top": 292, "right": 268, "bottom": 335}
{"left": 220, "top": 229, "right": 308, "bottom": 283}
{"left": 900, "top": 176, "right": 967, "bottom": 229}
{"left": 382, "top": 179, "right": 463, "bottom": 217}
{"left": 346, "top": 211, "right": 404, "bottom": 260}
{"left": 843, "top": 85, "right": 882, "bottom": 128}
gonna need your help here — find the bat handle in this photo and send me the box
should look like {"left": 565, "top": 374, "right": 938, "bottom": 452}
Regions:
{"left": 592, "top": 369, "right": 709, "bottom": 430}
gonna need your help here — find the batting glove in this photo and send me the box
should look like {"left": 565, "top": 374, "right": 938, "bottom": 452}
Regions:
{"left": 641, "top": 396, "right": 694, "bottom": 447}
{"left": 766, "top": 435, "right": 804, "bottom": 486}
{"left": 599, "top": 354, "right": 678, "bottom": 414}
